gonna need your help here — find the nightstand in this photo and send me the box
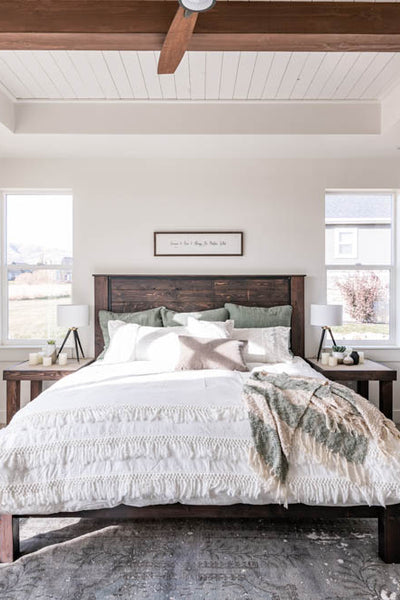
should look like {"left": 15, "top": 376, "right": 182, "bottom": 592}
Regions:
{"left": 306, "top": 358, "right": 397, "bottom": 420}
{"left": 3, "top": 358, "right": 94, "bottom": 424}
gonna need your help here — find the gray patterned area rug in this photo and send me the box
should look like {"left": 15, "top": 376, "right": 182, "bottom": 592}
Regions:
{"left": 0, "top": 517, "right": 400, "bottom": 600}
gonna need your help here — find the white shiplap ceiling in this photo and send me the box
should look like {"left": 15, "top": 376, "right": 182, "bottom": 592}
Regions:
{"left": 0, "top": 50, "right": 399, "bottom": 101}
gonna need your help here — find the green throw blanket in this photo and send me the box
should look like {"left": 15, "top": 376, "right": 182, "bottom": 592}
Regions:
{"left": 243, "top": 371, "right": 400, "bottom": 496}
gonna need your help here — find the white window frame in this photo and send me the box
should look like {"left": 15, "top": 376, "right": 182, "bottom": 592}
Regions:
{"left": 325, "top": 189, "right": 397, "bottom": 348}
{"left": 0, "top": 189, "right": 73, "bottom": 346}
{"left": 333, "top": 227, "right": 358, "bottom": 259}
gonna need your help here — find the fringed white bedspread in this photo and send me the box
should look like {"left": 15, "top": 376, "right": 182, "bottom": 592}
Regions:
{"left": 1, "top": 358, "right": 400, "bottom": 514}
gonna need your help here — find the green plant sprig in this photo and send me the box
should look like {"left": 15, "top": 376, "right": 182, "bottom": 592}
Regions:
{"left": 332, "top": 345, "right": 346, "bottom": 353}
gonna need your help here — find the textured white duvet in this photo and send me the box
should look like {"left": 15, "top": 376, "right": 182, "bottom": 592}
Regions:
{"left": 1, "top": 357, "right": 400, "bottom": 514}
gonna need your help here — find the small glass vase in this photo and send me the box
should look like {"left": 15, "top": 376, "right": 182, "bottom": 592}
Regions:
{"left": 42, "top": 343, "right": 57, "bottom": 364}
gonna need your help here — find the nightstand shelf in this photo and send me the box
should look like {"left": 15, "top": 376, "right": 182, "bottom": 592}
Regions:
{"left": 3, "top": 358, "right": 94, "bottom": 424}
{"left": 306, "top": 358, "right": 397, "bottom": 420}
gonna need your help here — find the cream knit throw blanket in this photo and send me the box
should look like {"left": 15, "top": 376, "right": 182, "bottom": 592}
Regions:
{"left": 243, "top": 371, "right": 400, "bottom": 492}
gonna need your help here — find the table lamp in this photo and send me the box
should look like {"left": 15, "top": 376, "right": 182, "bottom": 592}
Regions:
{"left": 310, "top": 304, "right": 343, "bottom": 361}
{"left": 57, "top": 304, "right": 89, "bottom": 362}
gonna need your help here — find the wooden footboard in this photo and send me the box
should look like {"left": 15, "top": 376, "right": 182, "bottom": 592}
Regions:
{"left": 2, "top": 504, "right": 400, "bottom": 564}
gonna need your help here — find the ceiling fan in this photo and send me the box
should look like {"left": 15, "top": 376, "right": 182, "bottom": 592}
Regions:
{"left": 157, "top": 0, "right": 216, "bottom": 75}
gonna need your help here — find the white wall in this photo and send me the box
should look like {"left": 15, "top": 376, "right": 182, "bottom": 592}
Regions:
{"left": 1, "top": 156, "right": 400, "bottom": 422}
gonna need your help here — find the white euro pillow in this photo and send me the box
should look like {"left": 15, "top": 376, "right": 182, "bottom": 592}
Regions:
{"left": 231, "top": 326, "right": 293, "bottom": 364}
{"left": 104, "top": 320, "right": 187, "bottom": 367}
{"left": 186, "top": 317, "right": 234, "bottom": 339}
{"left": 103, "top": 322, "right": 139, "bottom": 363}
{"left": 135, "top": 325, "right": 186, "bottom": 365}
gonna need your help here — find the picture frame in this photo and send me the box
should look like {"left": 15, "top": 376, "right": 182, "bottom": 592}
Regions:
{"left": 154, "top": 231, "right": 244, "bottom": 257}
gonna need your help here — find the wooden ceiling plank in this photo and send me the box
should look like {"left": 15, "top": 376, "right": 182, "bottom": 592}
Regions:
{"left": 318, "top": 52, "right": 360, "bottom": 98}
{"left": 0, "top": 55, "right": 31, "bottom": 98}
{"left": 67, "top": 51, "right": 105, "bottom": 98}
{"left": 204, "top": 51, "right": 223, "bottom": 100}
{"left": 303, "top": 53, "right": 343, "bottom": 98}
{"left": 1, "top": 2, "right": 400, "bottom": 52}
{"left": 262, "top": 52, "right": 291, "bottom": 98}
{"left": 137, "top": 52, "right": 163, "bottom": 98}
{"left": 275, "top": 51, "right": 308, "bottom": 99}
{"left": 362, "top": 53, "right": 400, "bottom": 99}
{"left": 290, "top": 52, "right": 325, "bottom": 99}
{"left": 332, "top": 52, "right": 377, "bottom": 99}
{"left": 174, "top": 52, "right": 191, "bottom": 99}
{"left": 219, "top": 51, "right": 241, "bottom": 99}
{"left": 86, "top": 51, "right": 121, "bottom": 98}
{"left": 33, "top": 51, "right": 77, "bottom": 99}
{"left": 103, "top": 51, "right": 135, "bottom": 98}
{"left": 0, "top": 51, "right": 47, "bottom": 98}
{"left": 189, "top": 52, "right": 206, "bottom": 100}
{"left": 13, "top": 51, "right": 61, "bottom": 98}
{"left": 232, "top": 51, "right": 257, "bottom": 100}
{"left": 119, "top": 51, "right": 148, "bottom": 99}
{"left": 247, "top": 52, "right": 274, "bottom": 100}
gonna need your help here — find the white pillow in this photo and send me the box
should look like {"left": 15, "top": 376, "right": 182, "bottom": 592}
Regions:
{"left": 135, "top": 325, "right": 186, "bottom": 365}
{"left": 231, "top": 326, "right": 293, "bottom": 364}
{"left": 187, "top": 317, "right": 234, "bottom": 339}
{"left": 104, "top": 320, "right": 186, "bottom": 366}
{"left": 103, "top": 322, "right": 139, "bottom": 364}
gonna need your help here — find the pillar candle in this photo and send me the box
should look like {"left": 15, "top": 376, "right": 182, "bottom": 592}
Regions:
{"left": 58, "top": 353, "right": 68, "bottom": 366}
{"left": 42, "top": 356, "right": 52, "bottom": 367}
{"left": 328, "top": 356, "right": 338, "bottom": 367}
{"left": 28, "top": 353, "right": 40, "bottom": 366}
{"left": 321, "top": 352, "right": 330, "bottom": 366}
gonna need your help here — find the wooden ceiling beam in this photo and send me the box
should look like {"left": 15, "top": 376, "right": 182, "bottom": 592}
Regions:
{"left": 1, "top": 1, "right": 400, "bottom": 52}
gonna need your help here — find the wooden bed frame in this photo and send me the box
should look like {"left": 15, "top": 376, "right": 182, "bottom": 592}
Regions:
{"left": 1, "top": 274, "right": 400, "bottom": 564}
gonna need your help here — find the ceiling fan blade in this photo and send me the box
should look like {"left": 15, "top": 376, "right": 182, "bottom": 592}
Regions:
{"left": 158, "top": 7, "right": 198, "bottom": 75}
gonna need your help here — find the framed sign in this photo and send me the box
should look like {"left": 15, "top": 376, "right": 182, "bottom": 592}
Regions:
{"left": 154, "top": 231, "right": 244, "bottom": 257}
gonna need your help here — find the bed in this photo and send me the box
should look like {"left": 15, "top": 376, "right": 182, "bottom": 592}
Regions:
{"left": 1, "top": 274, "right": 400, "bottom": 563}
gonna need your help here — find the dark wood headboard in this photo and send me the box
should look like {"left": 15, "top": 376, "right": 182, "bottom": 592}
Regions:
{"left": 93, "top": 274, "right": 305, "bottom": 359}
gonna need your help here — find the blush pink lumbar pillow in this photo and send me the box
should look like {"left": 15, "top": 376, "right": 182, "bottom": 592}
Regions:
{"left": 175, "top": 335, "right": 248, "bottom": 372}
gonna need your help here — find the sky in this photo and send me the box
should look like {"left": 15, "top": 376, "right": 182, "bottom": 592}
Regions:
{"left": 6, "top": 194, "right": 73, "bottom": 254}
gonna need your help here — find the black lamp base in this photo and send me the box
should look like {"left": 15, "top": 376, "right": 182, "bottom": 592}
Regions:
{"left": 316, "top": 327, "right": 337, "bottom": 361}
{"left": 56, "top": 327, "right": 85, "bottom": 362}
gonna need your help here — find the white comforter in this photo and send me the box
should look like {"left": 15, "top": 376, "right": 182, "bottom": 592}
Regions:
{"left": 1, "top": 357, "right": 400, "bottom": 514}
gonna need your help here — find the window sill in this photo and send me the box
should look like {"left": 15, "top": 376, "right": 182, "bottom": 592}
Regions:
{"left": 325, "top": 342, "right": 399, "bottom": 350}
{"left": 356, "top": 345, "right": 400, "bottom": 350}
{"left": 0, "top": 344, "right": 43, "bottom": 349}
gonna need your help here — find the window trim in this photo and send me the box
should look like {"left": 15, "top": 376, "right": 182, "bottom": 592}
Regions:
{"left": 333, "top": 227, "right": 358, "bottom": 259}
{"left": 0, "top": 189, "right": 73, "bottom": 346}
{"left": 325, "top": 190, "right": 397, "bottom": 347}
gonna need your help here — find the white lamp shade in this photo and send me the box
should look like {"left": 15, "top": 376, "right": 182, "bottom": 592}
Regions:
{"left": 310, "top": 304, "right": 343, "bottom": 327}
{"left": 57, "top": 304, "right": 89, "bottom": 328}
{"left": 179, "top": 0, "right": 215, "bottom": 12}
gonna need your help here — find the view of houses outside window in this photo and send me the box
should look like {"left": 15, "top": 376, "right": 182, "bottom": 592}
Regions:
{"left": 325, "top": 191, "right": 394, "bottom": 343}
{"left": 3, "top": 192, "right": 73, "bottom": 342}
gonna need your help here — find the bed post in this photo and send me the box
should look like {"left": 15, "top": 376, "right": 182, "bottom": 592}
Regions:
{"left": 0, "top": 515, "right": 19, "bottom": 563}
{"left": 378, "top": 506, "right": 400, "bottom": 563}
{"left": 93, "top": 275, "right": 109, "bottom": 359}
{"left": 289, "top": 275, "right": 305, "bottom": 358}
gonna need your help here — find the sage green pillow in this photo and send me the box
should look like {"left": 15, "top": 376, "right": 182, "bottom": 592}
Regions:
{"left": 161, "top": 306, "right": 229, "bottom": 327}
{"left": 99, "top": 307, "right": 164, "bottom": 355}
{"left": 224, "top": 303, "right": 292, "bottom": 329}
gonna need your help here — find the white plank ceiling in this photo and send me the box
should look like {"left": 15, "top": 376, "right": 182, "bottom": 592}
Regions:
{"left": 0, "top": 50, "right": 399, "bottom": 101}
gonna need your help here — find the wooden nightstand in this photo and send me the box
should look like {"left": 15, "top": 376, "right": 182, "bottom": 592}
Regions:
{"left": 3, "top": 358, "right": 94, "bottom": 424}
{"left": 306, "top": 358, "right": 397, "bottom": 420}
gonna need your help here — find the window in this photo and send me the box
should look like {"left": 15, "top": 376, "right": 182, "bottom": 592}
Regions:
{"left": 1, "top": 192, "right": 73, "bottom": 344}
{"left": 325, "top": 191, "right": 395, "bottom": 344}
